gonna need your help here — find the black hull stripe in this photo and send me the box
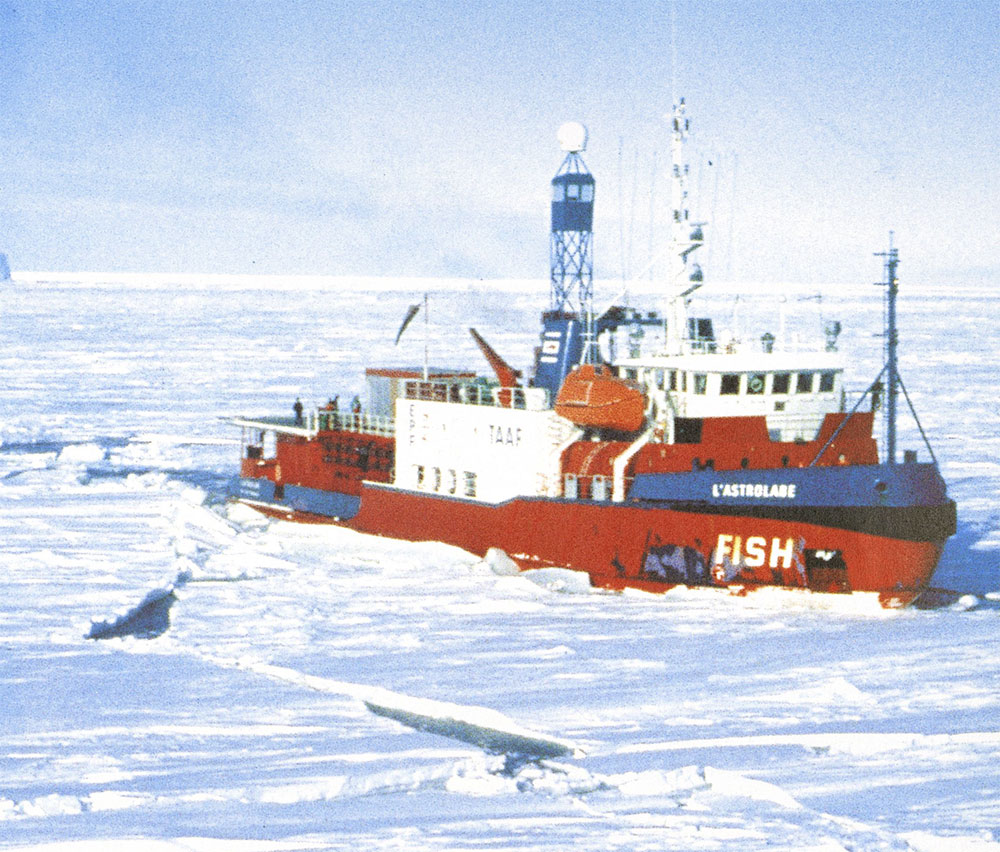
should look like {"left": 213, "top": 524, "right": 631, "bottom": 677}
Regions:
{"left": 634, "top": 499, "right": 957, "bottom": 543}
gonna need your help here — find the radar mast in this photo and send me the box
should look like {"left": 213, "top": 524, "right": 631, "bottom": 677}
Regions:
{"left": 664, "top": 98, "right": 706, "bottom": 354}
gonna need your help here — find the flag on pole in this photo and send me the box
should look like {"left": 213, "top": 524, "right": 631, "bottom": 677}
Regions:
{"left": 395, "top": 303, "right": 421, "bottom": 345}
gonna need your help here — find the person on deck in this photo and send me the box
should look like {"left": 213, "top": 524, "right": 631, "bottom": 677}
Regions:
{"left": 324, "top": 395, "right": 339, "bottom": 428}
{"left": 293, "top": 398, "right": 304, "bottom": 425}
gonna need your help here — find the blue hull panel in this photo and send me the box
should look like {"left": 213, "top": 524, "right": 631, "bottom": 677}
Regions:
{"left": 628, "top": 463, "right": 949, "bottom": 509}
{"left": 236, "top": 477, "right": 360, "bottom": 520}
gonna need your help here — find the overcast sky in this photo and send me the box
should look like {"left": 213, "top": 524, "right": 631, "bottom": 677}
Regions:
{"left": 1, "top": 1, "right": 996, "bottom": 284}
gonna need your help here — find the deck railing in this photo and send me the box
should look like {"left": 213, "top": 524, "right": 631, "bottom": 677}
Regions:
{"left": 402, "top": 380, "right": 549, "bottom": 411}
{"left": 317, "top": 411, "right": 395, "bottom": 437}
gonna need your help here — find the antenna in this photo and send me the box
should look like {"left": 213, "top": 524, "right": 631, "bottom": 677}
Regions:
{"left": 875, "top": 233, "right": 899, "bottom": 465}
{"left": 617, "top": 136, "right": 625, "bottom": 284}
{"left": 726, "top": 152, "right": 738, "bottom": 281}
{"left": 663, "top": 97, "right": 706, "bottom": 353}
{"left": 670, "top": 1, "right": 678, "bottom": 109}
{"left": 423, "top": 292, "right": 429, "bottom": 382}
{"left": 816, "top": 236, "right": 938, "bottom": 470}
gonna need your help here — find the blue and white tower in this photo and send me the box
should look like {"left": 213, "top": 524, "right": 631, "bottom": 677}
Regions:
{"left": 534, "top": 122, "right": 596, "bottom": 399}
{"left": 550, "top": 121, "right": 594, "bottom": 316}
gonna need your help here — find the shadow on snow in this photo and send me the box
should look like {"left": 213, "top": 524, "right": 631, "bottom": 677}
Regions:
{"left": 87, "top": 587, "right": 177, "bottom": 640}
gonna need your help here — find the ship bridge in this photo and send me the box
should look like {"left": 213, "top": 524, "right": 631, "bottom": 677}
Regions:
{"left": 613, "top": 347, "right": 846, "bottom": 443}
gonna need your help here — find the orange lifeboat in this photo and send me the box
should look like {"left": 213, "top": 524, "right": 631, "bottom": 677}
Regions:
{"left": 554, "top": 364, "right": 646, "bottom": 432}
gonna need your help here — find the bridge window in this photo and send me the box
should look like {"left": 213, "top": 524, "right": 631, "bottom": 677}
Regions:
{"left": 819, "top": 371, "right": 835, "bottom": 392}
{"left": 747, "top": 373, "right": 766, "bottom": 395}
{"left": 415, "top": 465, "right": 425, "bottom": 487}
{"left": 654, "top": 369, "right": 665, "bottom": 390}
{"left": 796, "top": 372, "right": 814, "bottom": 393}
{"left": 693, "top": 373, "right": 707, "bottom": 395}
{"left": 464, "top": 471, "right": 477, "bottom": 498}
{"left": 720, "top": 374, "right": 740, "bottom": 395}
{"left": 566, "top": 183, "right": 580, "bottom": 200}
{"left": 669, "top": 370, "right": 678, "bottom": 391}
{"left": 674, "top": 417, "right": 703, "bottom": 444}
{"left": 581, "top": 184, "right": 594, "bottom": 202}
{"left": 552, "top": 184, "right": 565, "bottom": 202}
{"left": 433, "top": 467, "right": 441, "bottom": 491}
{"left": 772, "top": 372, "right": 790, "bottom": 394}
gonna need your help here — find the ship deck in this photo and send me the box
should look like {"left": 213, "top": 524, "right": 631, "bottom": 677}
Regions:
{"left": 228, "top": 412, "right": 395, "bottom": 438}
{"left": 228, "top": 414, "right": 313, "bottom": 436}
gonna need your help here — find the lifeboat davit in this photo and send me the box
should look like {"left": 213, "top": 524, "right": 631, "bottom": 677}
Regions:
{"left": 554, "top": 364, "right": 646, "bottom": 432}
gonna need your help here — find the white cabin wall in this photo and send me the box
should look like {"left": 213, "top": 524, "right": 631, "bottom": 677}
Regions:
{"left": 394, "top": 398, "right": 568, "bottom": 502}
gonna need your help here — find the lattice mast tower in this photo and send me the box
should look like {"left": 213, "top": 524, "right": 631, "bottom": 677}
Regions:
{"left": 549, "top": 122, "right": 596, "bottom": 359}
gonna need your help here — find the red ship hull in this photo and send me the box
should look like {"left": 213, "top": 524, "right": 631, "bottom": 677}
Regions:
{"left": 248, "top": 480, "right": 943, "bottom": 607}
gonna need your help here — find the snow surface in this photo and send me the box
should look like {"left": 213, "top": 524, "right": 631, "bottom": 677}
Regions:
{"left": 2, "top": 276, "right": 1000, "bottom": 850}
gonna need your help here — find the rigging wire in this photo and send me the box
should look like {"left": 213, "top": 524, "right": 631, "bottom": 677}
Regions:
{"left": 726, "top": 152, "right": 738, "bottom": 281}
{"left": 617, "top": 135, "right": 626, "bottom": 285}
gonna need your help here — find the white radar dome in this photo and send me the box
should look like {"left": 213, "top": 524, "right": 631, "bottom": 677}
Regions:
{"left": 557, "top": 121, "right": 588, "bottom": 153}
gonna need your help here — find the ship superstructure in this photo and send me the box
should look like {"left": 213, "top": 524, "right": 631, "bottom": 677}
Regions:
{"left": 229, "top": 102, "right": 955, "bottom": 606}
